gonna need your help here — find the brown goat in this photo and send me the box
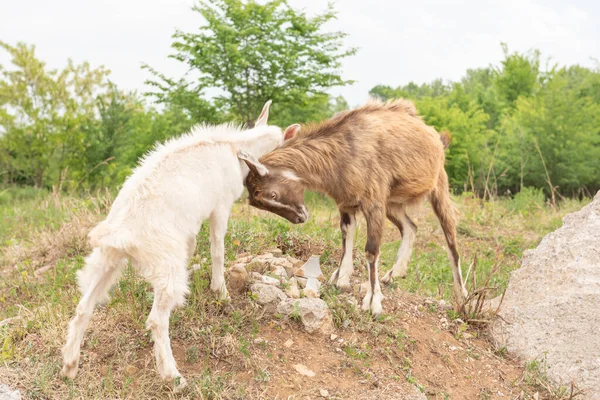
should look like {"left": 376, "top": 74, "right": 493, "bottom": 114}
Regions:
{"left": 238, "top": 99, "right": 468, "bottom": 315}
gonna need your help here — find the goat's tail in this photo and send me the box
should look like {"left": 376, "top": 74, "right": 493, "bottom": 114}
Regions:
{"left": 88, "top": 221, "right": 135, "bottom": 250}
{"left": 440, "top": 131, "right": 452, "bottom": 149}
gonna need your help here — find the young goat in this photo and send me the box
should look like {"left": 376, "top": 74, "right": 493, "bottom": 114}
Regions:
{"left": 61, "top": 101, "right": 299, "bottom": 390}
{"left": 239, "top": 98, "right": 468, "bottom": 316}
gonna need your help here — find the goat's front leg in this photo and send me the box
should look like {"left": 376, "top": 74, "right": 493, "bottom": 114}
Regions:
{"left": 328, "top": 211, "right": 356, "bottom": 291}
{"left": 209, "top": 206, "right": 230, "bottom": 301}
{"left": 361, "top": 204, "right": 385, "bottom": 316}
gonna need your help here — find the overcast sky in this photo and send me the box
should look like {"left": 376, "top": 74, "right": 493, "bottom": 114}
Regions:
{"left": 1, "top": 0, "right": 598, "bottom": 107}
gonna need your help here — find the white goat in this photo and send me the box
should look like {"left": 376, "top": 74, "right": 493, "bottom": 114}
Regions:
{"left": 60, "top": 101, "right": 300, "bottom": 390}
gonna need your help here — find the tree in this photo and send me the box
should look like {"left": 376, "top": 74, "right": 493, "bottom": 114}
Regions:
{"left": 0, "top": 41, "right": 110, "bottom": 188}
{"left": 145, "top": 0, "right": 356, "bottom": 125}
{"left": 493, "top": 43, "right": 540, "bottom": 107}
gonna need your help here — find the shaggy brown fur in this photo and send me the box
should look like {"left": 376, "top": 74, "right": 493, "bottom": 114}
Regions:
{"left": 242, "top": 98, "right": 468, "bottom": 315}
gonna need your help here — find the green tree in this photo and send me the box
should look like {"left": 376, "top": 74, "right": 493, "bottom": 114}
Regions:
{"left": 494, "top": 43, "right": 540, "bottom": 106}
{"left": 145, "top": 0, "right": 356, "bottom": 125}
{"left": 0, "top": 41, "right": 110, "bottom": 188}
{"left": 499, "top": 67, "right": 600, "bottom": 196}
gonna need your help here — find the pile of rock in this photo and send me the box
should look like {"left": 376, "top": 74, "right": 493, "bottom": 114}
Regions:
{"left": 227, "top": 250, "right": 333, "bottom": 335}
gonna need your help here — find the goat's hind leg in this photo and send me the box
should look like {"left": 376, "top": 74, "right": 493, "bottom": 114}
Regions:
{"left": 430, "top": 171, "right": 468, "bottom": 307}
{"left": 144, "top": 257, "right": 189, "bottom": 391}
{"left": 61, "top": 247, "right": 125, "bottom": 379}
{"left": 328, "top": 210, "right": 356, "bottom": 291}
{"left": 382, "top": 204, "right": 417, "bottom": 284}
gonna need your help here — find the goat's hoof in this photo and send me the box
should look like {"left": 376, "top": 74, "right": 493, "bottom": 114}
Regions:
{"left": 361, "top": 292, "right": 372, "bottom": 312}
{"left": 215, "top": 291, "right": 230, "bottom": 302}
{"left": 361, "top": 292, "right": 384, "bottom": 316}
{"left": 60, "top": 362, "right": 79, "bottom": 379}
{"left": 173, "top": 376, "right": 188, "bottom": 393}
{"left": 381, "top": 272, "right": 393, "bottom": 285}
{"left": 335, "top": 278, "right": 351, "bottom": 292}
{"left": 370, "top": 292, "right": 384, "bottom": 316}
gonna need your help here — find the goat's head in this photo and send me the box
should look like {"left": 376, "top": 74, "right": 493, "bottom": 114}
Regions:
{"left": 238, "top": 124, "right": 307, "bottom": 224}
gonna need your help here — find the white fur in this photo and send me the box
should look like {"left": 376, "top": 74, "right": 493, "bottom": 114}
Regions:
{"left": 61, "top": 117, "right": 284, "bottom": 387}
{"left": 281, "top": 169, "right": 301, "bottom": 182}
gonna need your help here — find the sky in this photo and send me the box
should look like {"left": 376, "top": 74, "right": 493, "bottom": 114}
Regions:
{"left": 1, "top": 0, "right": 599, "bottom": 107}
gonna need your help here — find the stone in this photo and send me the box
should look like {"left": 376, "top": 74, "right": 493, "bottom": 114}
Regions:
{"left": 260, "top": 275, "right": 281, "bottom": 286}
{"left": 294, "top": 255, "right": 325, "bottom": 281}
{"left": 492, "top": 191, "right": 600, "bottom": 398}
{"left": 246, "top": 260, "right": 263, "bottom": 272}
{"left": 270, "top": 265, "right": 288, "bottom": 279}
{"left": 236, "top": 254, "right": 253, "bottom": 264}
{"left": 250, "top": 283, "right": 287, "bottom": 305}
{"left": 404, "top": 389, "right": 428, "bottom": 400}
{"left": 293, "top": 364, "right": 315, "bottom": 377}
{"left": 266, "top": 248, "right": 284, "bottom": 256}
{"left": 284, "top": 339, "right": 294, "bottom": 348}
{"left": 124, "top": 365, "right": 137, "bottom": 375}
{"left": 277, "top": 298, "right": 334, "bottom": 334}
{"left": 302, "top": 277, "right": 321, "bottom": 298}
{"left": 286, "top": 255, "right": 304, "bottom": 268}
{"left": 271, "top": 258, "right": 295, "bottom": 277}
{"left": 228, "top": 264, "right": 249, "bottom": 294}
{"left": 319, "top": 389, "right": 329, "bottom": 398}
{"left": 285, "top": 278, "right": 301, "bottom": 299}
{"left": 34, "top": 264, "right": 53, "bottom": 277}
{"left": 296, "top": 276, "right": 308, "bottom": 288}
{"left": 0, "top": 384, "right": 21, "bottom": 400}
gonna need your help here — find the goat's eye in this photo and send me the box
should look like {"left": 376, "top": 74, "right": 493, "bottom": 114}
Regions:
{"left": 253, "top": 190, "right": 260, "bottom": 198}
{"left": 271, "top": 192, "right": 277, "bottom": 200}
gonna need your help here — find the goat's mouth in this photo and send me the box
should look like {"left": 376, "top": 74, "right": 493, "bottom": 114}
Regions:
{"left": 290, "top": 205, "right": 309, "bottom": 224}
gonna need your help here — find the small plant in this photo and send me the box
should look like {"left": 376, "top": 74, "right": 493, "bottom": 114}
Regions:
{"left": 185, "top": 346, "right": 200, "bottom": 363}
{"left": 254, "top": 368, "right": 271, "bottom": 383}
{"left": 289, "top": 301, "right": 302, "bottom": 322}
{"left": 521, "top": 355, "right": 584, "bottom": 399}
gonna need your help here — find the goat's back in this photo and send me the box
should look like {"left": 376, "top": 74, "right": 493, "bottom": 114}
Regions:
{"left": 94, "top": 142, "right": 244, "bottom": 252}
{"left": 268, "top": 100, "right": 446, "bottom": 206}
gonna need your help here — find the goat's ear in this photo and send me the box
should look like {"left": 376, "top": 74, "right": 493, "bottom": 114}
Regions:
{"left": 283, "top": 124, "right": 300, "bottom": 141}
{"left": 255, "top": 100, "right": 272, "bottom": 127}
{"left": 237, "top": 150, "right": 269, "bottom": 177}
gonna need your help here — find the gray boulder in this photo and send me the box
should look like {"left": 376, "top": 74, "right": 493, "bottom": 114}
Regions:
{"left": 492, "top": 191, "right": 600, "bottom": 398}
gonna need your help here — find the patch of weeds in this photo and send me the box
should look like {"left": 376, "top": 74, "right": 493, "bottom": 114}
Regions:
{"left": 494, "top": 346, "right": 508, "bottom": 358}
{"left": 238, "top": 338, "right": 251, "bottom": 358}
{"left": 522, "top": 355, "right": 584, "bottom": 399}
{"left": 343, "top": 344, "right": 370, "bottom": 361}
{"left": 289, "top": 301, "right": 302, "bottom": 322}
{"left": 194, "top": 369, "right": 226, "bottom": 399}
{"left": 321, "top": 285, "right": 358, "bottom": 328}
{"left": 185, "top": 346, "right": 200, "bottom": 363}
{"left": 254, "top": 368, "right": 271, "bottom": 383}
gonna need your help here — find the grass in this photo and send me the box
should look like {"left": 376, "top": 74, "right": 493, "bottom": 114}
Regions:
{"left": 0, "top": 186, "right": 590, "bottom": 399}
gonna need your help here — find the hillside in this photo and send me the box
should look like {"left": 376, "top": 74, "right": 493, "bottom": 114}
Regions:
{"left": 0, "top": 188, "right": 587, "bottom": 399}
